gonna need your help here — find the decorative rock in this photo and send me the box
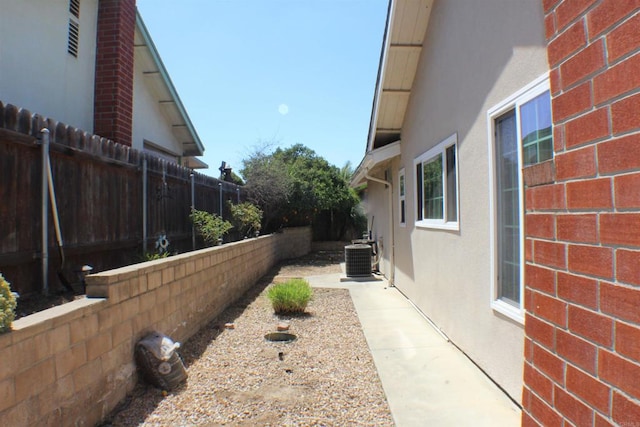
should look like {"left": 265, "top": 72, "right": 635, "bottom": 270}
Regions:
{"left": 277, "top": 322, "right": 290, "bottom": 331}
{"left": 224, "top": 323, "right": 235, "bottom": 329}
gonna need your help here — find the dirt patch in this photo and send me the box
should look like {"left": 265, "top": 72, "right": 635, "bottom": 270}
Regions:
{"left": 275, "top": 242, "right": 346, "bottom": 278}
{"left": 102, "top": 243, "right": 393, "bottom": 426}
{"left": 15, "top": 291, "right": 84, "bottom": 320}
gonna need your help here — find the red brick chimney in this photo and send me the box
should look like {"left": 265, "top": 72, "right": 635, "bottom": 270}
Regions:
{"left": 93, "top": 0, "right": 136, "bottom": 146}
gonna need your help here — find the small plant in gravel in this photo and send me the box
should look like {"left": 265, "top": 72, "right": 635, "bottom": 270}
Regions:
{"left": 267, "top": 278, "right": 313, "bottom": 314}
{"left": 0, "top": 273, "right": 17, "bottom": 333}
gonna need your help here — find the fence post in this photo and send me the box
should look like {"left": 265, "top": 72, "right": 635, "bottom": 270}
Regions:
{"left": 41, "top": 128, "right": 50, "bottom": 295}
{"left": 190, "top": 172, "right": 195, "bottom": 251}
{"left": 142, "top": 157, "right": 147, "bottom": 255}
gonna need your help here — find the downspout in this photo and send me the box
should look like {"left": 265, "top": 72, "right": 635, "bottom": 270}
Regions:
{"left": 41, "top": 129, "right": 50, "bottom": 295}
{"left": 364, "top": 170, "right": 395, "bottom": 287}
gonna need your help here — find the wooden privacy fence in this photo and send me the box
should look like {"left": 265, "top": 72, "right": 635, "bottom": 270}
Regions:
{"left": 0, "top": 102, "right": 242, "bottom": 296}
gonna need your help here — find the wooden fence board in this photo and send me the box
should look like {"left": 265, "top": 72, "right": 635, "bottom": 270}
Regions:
{"left": 0, "top": 104, "right": 243, "bottom": 296}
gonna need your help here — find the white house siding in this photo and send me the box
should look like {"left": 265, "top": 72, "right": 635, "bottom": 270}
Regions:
{"left": 388, "top": 0, "right": 548, "bottom": 400}
{"left": 0, "top": 0, "right": 98, "bottom": 131}
{"left": 131, "top": 62, "right": 183, "bottom": 158}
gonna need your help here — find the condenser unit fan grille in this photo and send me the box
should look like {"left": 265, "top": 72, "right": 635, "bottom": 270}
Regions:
{"left": 345, "top": 244, "right": 372, "bottom": 277}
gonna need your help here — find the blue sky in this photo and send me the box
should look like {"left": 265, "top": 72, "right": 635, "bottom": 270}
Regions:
{"left": 136, "top": 0, "right": 389, "bottom": 178}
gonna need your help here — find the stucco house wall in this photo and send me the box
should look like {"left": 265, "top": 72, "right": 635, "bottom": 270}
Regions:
{"left": 376, "top": 0, "right": 549, "bottom": 400}
{"left": 363, "top": 176, "right": 394, "bottom": 276}
{"left": 0, "top": 0, "right": 99, "bottom": 132}
{"left": 0, "top": 0, "right": 204, "bottom": 166}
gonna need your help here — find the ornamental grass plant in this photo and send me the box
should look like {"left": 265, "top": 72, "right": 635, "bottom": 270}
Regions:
{"left": 267, "top": 278, "right": 313, "bottom": 315}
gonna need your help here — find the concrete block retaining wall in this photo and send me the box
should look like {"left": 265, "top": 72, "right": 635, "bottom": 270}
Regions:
{"left": 0, "top": 227, "right": 311, "bottom": 426}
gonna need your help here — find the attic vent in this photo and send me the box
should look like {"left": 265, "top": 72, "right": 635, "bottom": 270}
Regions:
{"left": 69, "top": 0, "right": 80, "bottom": 18}
{"left": 68, "top": 19, "right": 79, "bottom": 57}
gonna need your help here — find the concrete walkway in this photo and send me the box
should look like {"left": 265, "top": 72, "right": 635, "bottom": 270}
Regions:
{"left": 306, "top": 271, "right": 521, "bottom": 427}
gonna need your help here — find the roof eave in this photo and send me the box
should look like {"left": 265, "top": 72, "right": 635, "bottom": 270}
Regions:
{"left": 135, "top": 10, "right": 205, "bottom": 157}
{"left": 363, "top": 0, "right": 433, "bottom": 154}
{"left": 351, "top": 140, "right": 401, "bottom": 187}
{"left": 365, "top": 0, "right": 395, "bottom": 154}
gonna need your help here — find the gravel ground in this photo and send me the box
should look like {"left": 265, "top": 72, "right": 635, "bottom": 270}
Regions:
{"left": 103, "top": 248, "right": 394, "bottom": 426}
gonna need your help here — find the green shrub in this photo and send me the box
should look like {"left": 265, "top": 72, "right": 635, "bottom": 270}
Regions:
{"left": 0, "top": 274, "right": 17, "bottom": 333}
{"left": 143, "top": 251, "right": 169, "bottom": 261}
{"left": 267, "top": 278, "right": 313, "bottom": 314}
{"left": 190, "top": 208, "right": 233, "bottom": 246}
{"left": 229, "top": 202, "right": 263, "bottom": 237}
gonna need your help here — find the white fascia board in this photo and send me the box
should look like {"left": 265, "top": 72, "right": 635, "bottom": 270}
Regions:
{"left": 351, "top": 140, "right": 401, "bottom": 187}
{"left": 366, "top": 0, "right": 396, "bottom": 153}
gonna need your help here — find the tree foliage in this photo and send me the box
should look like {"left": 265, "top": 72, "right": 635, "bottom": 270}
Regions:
{"left": 240, "top": 143, "right": 365, "bottom": 239}
{"left": 229, "top": 201, "right": 263, "bottom": 238}
{"left": 0, "top": 274, "right": 16, "bottom": 333}
{"left": 240, "top": 146, "right": 292, "bottom": 232}
{"left": 190, "top": 209, "right": 233, "bottom": 245}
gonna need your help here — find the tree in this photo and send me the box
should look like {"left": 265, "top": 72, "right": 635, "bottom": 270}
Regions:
{"left": 240, "top": 146, "right": 292, "bottom": 232}
{"left": 229, "top": 201, "right": 263, "bottom": 238}
{"left": 240, "top": 144, "right": 365, "bottom": 239}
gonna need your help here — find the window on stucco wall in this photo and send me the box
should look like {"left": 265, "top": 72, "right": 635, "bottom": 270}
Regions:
{"left": 488, "top": 74, "right": 551, "bottom": 323}
{"left": 414, "top": 133, "right": 459, "bottom": 231}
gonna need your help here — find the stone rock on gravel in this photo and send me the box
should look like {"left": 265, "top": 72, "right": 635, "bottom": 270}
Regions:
{"left": 277, "top": 322, "right": 290, "bottom": 331}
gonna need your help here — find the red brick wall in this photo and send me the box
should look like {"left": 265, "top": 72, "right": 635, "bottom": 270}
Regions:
{"left": 523, "top": 1, "right": 640, "bottom": 425}
{"left": 93, "top": 0, "right": 136, "bottom": 146}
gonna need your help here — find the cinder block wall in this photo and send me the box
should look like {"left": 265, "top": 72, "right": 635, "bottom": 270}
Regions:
{"left": 0, "top": 227, "right": 311, "bottom": 426}
{"left": 523, "top": 2, "right": 640, "bottom": 425}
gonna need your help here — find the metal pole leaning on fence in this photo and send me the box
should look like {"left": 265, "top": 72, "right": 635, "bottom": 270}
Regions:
{"left": 41, "top": 129, "right": 50, "bottom": 295}
{"left": 191, "top": 173, "right": 195, "bottom": 251}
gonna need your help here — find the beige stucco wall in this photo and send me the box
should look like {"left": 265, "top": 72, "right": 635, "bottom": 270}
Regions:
{"left": 362, "top": 176, "right": 394, "bottom": 276}
{"left": 383, "top": 0, "right": 548, "bottom": 401}
{"left": 0, "top": 0, "right": 98, "bottom": 131}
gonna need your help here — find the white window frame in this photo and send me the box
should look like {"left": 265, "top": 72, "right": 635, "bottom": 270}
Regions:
{"left": 414, "top": 133, "right": 459, "bottom": 231}
{"left": 398, "top": 168, "right": 406, "bottom": 227}
{"left": 487, "top": 73, "right": 550, "bottom": 324}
